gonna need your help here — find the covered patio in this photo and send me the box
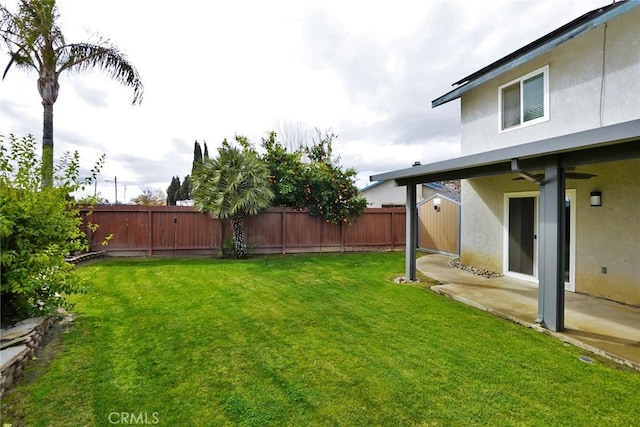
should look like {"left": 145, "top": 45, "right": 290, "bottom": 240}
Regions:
{"left": 371, "top": 121, "right": 640, "bottom": 333}
{"left": 417, "top": 253, "right": 640, "bottom": 370}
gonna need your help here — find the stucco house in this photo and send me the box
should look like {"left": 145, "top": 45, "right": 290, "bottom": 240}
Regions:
{"left": 361, "top": 180, "right": 459, "bottom": 207}
{"left": 372, "top": 1, "right": 639, "bottom": 332}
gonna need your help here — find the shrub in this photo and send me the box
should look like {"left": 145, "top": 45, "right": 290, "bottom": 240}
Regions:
{"left": 261, "top": 130, "right": 367, "bottom": 224}
{"left": 0, "top": 134, "right": 104, "bottom": 322}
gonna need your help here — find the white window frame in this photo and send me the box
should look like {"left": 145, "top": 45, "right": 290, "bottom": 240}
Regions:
{"left": 498, "top": 65, "right": 549, "bottom": 132}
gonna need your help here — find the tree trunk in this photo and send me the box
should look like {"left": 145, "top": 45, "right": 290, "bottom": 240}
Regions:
{"left": 231, "top": 212, "right": 247, "bottom": 259}
{"left": 41, "top": 102, "right": 54, "bottom": 187}
{"left": 38, "top": 69, "right": 58, "bottom": 188}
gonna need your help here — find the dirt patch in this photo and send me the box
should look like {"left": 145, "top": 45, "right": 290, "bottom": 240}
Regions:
{"left": 19, "top": 314, "right": 74, "bottom": 385}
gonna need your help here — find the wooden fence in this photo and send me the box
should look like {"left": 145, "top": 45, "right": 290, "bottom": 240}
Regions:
{"left": 81, "top": 206, "right": 406, "bottom": 256}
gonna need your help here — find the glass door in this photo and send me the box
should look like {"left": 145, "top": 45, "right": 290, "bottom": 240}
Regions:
{"left": 504, "top": 190, "right": 575, "bottom": 290}
{"left": 508, "top": 196, "right": 537, "bottom": 277}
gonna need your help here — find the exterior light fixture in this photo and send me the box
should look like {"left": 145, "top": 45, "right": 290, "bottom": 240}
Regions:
{"left": 433, "top": 197, "right": 442, "bottom": 211}
{"left": 590, "top": 191, "right": 602, "bottom": 207}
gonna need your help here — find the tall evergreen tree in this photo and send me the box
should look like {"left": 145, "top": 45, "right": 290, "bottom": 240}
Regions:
{"left": 166, "top": 176, "right": 179, "bottom": 205}
{"left": 203, "top": 142, "right": 209, "bottom": 160}
{"left": 179, "top": 175, "right": 190, "bottom": 200}
{"left": 173, "top": 176, "right": 182, "bottom": 202}
{"left": 192, "top": 141, "right": 203, "bottom": 175}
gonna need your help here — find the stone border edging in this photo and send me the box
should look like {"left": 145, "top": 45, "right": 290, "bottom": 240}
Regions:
{"left": 0, "top": 316, "right": 56, "bottom": 398}
{"left": 65, "top": 250, "right": 106, "bottom": 264}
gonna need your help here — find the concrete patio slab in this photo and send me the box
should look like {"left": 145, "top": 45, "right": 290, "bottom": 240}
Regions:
{"left": 417, "top": 253, "right": 640, "bottom": 370}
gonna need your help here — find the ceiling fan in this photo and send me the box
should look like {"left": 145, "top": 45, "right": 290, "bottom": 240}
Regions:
{"left": 512, "top": 168, "right": 596, "bottom": 182}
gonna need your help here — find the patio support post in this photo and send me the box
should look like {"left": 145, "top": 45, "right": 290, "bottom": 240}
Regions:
{"left": 537, "top": 156, "right": 566, "bottom": 332}
{"left": 405, "top": 182, "right": 417, "bottom": 281}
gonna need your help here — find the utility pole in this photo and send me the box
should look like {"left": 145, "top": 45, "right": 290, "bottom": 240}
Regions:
{"left": 105, "top": 177, "right": 119, "bottom": 204}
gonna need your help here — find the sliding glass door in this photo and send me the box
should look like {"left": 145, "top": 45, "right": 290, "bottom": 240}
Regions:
{"left": 507, "top": 195, "right": 537, "bottom": 278}
{"left": 504, "top": 190, "right": 575, "bottom": 291}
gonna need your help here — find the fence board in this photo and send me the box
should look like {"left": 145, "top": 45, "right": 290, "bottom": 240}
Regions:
{"left": 344, "top": 210, "right": 390, "bottom": 246}
{"left": 246, "top": 210, "right": 283, "bottom": 249}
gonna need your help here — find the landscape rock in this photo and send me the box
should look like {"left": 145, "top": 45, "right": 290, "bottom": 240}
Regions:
{"left": 0, "top": 345, "right": 29, "bottom": 371}
{"left": 448, "top": 258, "right": 503, "bottom": 278}
{"left": 1, "top": 324, "right": 36, "bottom": 342}
{"left": 0, "top": 315, "right": 57, "bottom": 397}
{"left": 394, "top": 276, "right": 421, "bottom": 284}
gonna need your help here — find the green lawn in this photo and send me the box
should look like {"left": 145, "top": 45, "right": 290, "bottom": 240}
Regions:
{"left": 2, "top": 253, "right": 639, "bottom": 426}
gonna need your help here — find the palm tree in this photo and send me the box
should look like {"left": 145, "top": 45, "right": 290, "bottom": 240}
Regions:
{"left": 0, "top": 0, "right": 143, "bottom": 187}
{"left": 191, "top": 137, "right": 274, "bottom": 259}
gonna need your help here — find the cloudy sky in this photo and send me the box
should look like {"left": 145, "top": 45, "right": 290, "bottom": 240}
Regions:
{"left": 1, "top": 0, "right": 608, "bottom": 202}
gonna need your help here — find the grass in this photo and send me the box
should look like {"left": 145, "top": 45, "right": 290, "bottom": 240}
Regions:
{"left": 2, "top": 253, "right": 639, "bottom": 426}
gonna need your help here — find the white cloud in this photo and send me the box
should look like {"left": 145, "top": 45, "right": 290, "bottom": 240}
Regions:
{"left": 0, "top": 0, "right": 608, "bottom": 202}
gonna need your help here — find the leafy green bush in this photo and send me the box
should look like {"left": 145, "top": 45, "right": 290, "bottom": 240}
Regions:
{"left": 261, "top": 129, "right": 367, "bottom": 224}
{"left": 0, "top": 134, "right": 103, "bottom": 322}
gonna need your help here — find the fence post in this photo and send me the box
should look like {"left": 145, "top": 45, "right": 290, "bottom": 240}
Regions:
{"left": 148, "top": 208, "right": 153, "bottom": 257}
{"left": 220, "top": 218, "right": 224, "bottom": 253}
{"left": 391, "top": 210, "right": 395, "bottom": 250}
{"left": 281, "top": 210, "right": 286, "bottom": 255}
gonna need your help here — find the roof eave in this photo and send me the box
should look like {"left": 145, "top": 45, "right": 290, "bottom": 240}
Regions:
{"left": 431, "top": 1, "right": 638, "bottom": 108}
{"left": 360, "top": 180, "right": 385, "bottom": 192}
{"left": 370, "top": 119, "right": 640, "bottom": 184}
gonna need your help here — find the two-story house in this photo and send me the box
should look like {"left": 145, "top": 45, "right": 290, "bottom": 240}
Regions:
{"left": 372, "top": 1, "right": 639, "bottom": 332}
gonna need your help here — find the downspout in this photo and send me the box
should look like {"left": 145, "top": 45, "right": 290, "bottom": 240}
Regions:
{"left": 599, "top": 23, "right": 608, "bottom": 127}
{"left": 510, "top": 159, "right": 544, "bottom": 184}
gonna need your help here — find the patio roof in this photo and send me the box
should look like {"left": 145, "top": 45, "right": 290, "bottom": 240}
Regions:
{"left": 370, "top": 119, "right": 640, "bottom": 186}
{"left": 386, "top": 120, "right": 640, "bottom": 332}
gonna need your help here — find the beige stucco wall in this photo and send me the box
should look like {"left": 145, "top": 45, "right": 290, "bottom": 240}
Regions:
{"left": 362, "top": 181, "right": 408, "bottom": 207}
{"left": 574, "top": 158, "right": 640, "bottom": 305}
{"left": 460, "top": 6, "right": 640, "bottom": 155}
{"left": 362, "top": 182, "right": 434, "bottom": 207}
{"left": 460, "top": 158, "right": 640, "bottom": 305}
{"left": 460, "top": 176, "right": 538, "bottom": 272}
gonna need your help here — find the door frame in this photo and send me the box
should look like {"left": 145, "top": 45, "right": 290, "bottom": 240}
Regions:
{"left": 503, "top": 190, "right": 576, "bottom": 291}
{"left": 503, "top": 191, "right": 539, "bottom": 282}
{"left": 564, "top": 189, "right": 576, "bottom": 292}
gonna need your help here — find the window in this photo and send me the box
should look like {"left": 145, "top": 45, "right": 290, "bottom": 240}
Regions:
{"left": 499, "top": 66, "right": 549, "bottom": 131}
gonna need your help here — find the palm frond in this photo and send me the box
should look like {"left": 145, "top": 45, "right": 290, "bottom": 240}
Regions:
{"left": 192, "top": 142, "right": 274, "bottom": 219}
{"left": 57, "top": 41, "right": 144, "bottom": 104}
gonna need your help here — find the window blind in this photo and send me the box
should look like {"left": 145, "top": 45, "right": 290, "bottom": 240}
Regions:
{"left": 523, "top": 73, "right": 544, "bottom": 122}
